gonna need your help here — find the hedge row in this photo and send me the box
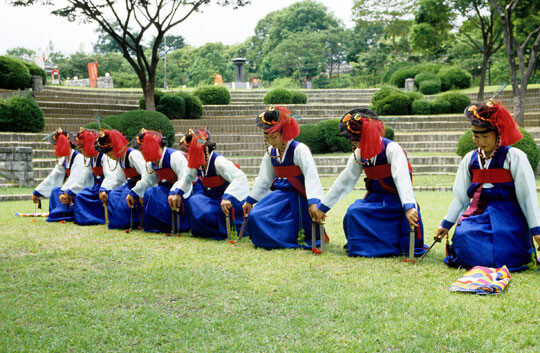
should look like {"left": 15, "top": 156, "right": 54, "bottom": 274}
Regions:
{"left": 139, "top": 90, "right": 203, "bottom": 119}
{"left": 388, "top": 63, "right": 472, "bottom": 93}
{"left": 0, "top": 95, "right": 44, "bottom": 132}
{"left": 263, "top": 89, "right": 307, "bottom": 104}
{"left": 193, "top": 86, "right": 231, "bottom": 105}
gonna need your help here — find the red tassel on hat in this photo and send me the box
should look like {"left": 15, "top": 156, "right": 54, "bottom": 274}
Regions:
{"left": 267, "top": 106, "right": 299, "bottom": 141}
{"left": 80, "top": 130, "right": 98, "bottom": 157}
{"left": 140, "top": 133, "right": 162, "bottom": 162}
{"left": 359, "top": 118, "right": 383, "bottom": 159}
{"left": 187, "top": 138, "right": 206, "bottom": 169}
{"left": 54, "top": 134, "right": 71, "bottom": 157}
{"left": 491, "top": 103, "right": 522, "bottom": 146}
{"left": 107, "top": 130, "right": 128, "bottom": 158}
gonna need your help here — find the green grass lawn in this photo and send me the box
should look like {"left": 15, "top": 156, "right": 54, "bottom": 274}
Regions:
{"left": 1, "top": 192, "right": 540, "bottom": 352}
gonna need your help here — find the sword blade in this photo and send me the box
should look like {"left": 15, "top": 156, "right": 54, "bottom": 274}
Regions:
{"left": 225, "top": 213, "right": 231, "bottom": 241}
{"left": 234, "top": 218, "right": 248, "bottom": 243}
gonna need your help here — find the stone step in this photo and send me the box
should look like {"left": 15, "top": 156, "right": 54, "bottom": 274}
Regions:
{"left": 37, "top": 101, "right": 139, "bottom": 110}
{"left": 41, "top": 107, "right": 132, "bottom": 117}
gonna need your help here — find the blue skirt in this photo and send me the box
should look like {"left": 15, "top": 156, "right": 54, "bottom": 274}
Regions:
{"left": 446, "top": 198, "right": 533, "bottom": 271}
{"left": 344, "top": 191, "right": 425, "bottom": 257}
{"left": 247, "top": 188, "right": 320, "bottom": 249}
{"left": 187, "top": 193, "right": 245, "bottom": 240}
{"left": 47, "top": 187, "right": 75, "bottom": 222}
{"left": 74, "top": 183, "right": 105, "bottom": 226}
{"left": 107, "top": 183, "right": 142, "bottom": 230}
{"left": 143, "top": 184, "right": 191, "bottom": 233}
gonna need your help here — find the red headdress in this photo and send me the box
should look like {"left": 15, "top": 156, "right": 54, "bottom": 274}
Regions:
{"left": 339, "top": 108, "right": 384, "bottom": 159}
{"left": 96, "top": 130, "right": 129, "bottom": 159}
{"left": 137, "top": 129, "right": 163, "bottom": 162}
{"left": 256, "top": 106, "right": 300, "bottom": 141}
{"left": 465, "top": 101, "right": 522, "bottom": 146}
{"left": 74, "top": 128, "right": 99, "bottom": 157}
{"left": 50, "top": 128, "right": 72, "bottom": 157}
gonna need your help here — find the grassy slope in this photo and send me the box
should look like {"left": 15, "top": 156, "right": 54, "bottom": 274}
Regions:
{"left": 1, "top": 192, "right": 540, "bottom": 352}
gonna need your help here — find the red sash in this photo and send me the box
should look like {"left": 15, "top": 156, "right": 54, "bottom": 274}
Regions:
{"left": 471, "top": 168, "right": 513, "bottom": 184}
{"left": 156, "top": 168, "right": 177, "bottom": 185}
{"left": 273, "top": 165, "right": 306, "bottom": 198}
{"left": 92, "top": 166, "right": 104, "bottom": 177}
{"left": 66, "top": 169, "right": 71, "bottom": 177}
{"left": 201, "top": 176, "right": 227, "bottom": 188}
{"left": 364, "top": 164, "right": 391, "bottom": 180}
{"left": 123, "top": 167, "right": 140, "bottom": 179}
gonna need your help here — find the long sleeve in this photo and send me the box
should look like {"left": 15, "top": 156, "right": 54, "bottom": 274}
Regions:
{"left": 169, "top": 150, "right": 188, "bottom": 193}
{"left": 507, "top": 148, "right": 540, "bottom": 233}
{"left": 441, "top": 152, "right": 473, "bottom": 229}
{"left": 61, "top": 152, "right": 93, "bottom": 195}
{"left": 128, "top": 150, "right": 157, "bottom": 198}
{"left": 294, "top": 142, "right": 323, "bottom": 205}
{"left": 318, "top": 151, "right": 363, "bottom": 213}
{"left": 246, "top": 150, "right": 275, "bottom": 204}
{"left": 215, "top": 155, "right": 250, "bottom": 202}
{"left": 99, "top": 154, "right": 126, "bottom": 192}
{"left": 174, "top": 168, "right": 197, "bottom": 198}
{"left": 34, "top": 159, "right": 66, "bottom": 198}
{"left": 387, "top": 142, "right": 417, "bottom": 210}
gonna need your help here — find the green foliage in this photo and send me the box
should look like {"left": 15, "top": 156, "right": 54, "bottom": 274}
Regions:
{"left": 0, "top": 95, "right": 44, "bottom": 132}
{"left": 176, "top": 91, "right": 203, "bottom": 119}
{"left": 384, "top": 126, "right": 395, "bottom": 140}
{"left": 411, "top": 99, "right": 432, "bottom": 115}
{"left": 102, "top": 115, "right": 123, "bottom": 130}
{"left": 118, "top": 110, "right": 175, "bottom": 147}
{"left": 456, "top": 128, "right": 540, "bottom": 171}
{"left": 414, "top": 72, "right": 439, "bottom": 87}
{"left": 24, "top": 62, "right": 47, "bottom": 85}
{"left": 372, "top": 86, "right": 402, "bottom": 106}
{"left": 84, "top": 122, "right": 113, "bottom": 130}
{"left": 318, "top": 119, "right": 351, "bottom": 153}
{"left": 375, "top": 92, "right": 411, "bottom": 115}
{"left": 192, "top": 86, "right": 231, "bottom": 105}
{"left": 431, "top": 98, "right": 452, "bottom": 114}
{"left": 0, "top": 56, "right": 31, "bottom": 90}
{"left": 405, "top": 91, "right": 424, "bottom": 102}
{"left": 156, "top": 95, "right": 185, "bottom": 120}
{"left": 438, "top": 67, "right": 472, "bottom": 90}
{"left": 419, "top": 79, "right": 441, "bottom": 94}
{"left": 296, "top": 124, "right": 322, "bottom": 153}
{"left": 290, "top": 90, "right": 308, "bottom": 104}
{"left": 263, "top": 89, "right": 293, "bottom": 104}
{"left": 271, "top": 77, "right": 301, "bottom": 89}
{"left": 414, "top": 63, "right": 441, "bottom": 74}
{"left": 439, "top": 91, "right": 471, "bottom": 113}
{"left": 381, "top": 61, "right": 414, "bottom": 84}
{"left": 139, "top": 90, "right": 165, "bottom": 109}
{"left": 390, "top": 67, "right": 420, "bottom": 88}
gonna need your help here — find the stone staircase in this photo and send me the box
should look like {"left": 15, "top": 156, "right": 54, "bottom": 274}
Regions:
{"left": 1, "top": 86, "right": 540, "bottom": 194}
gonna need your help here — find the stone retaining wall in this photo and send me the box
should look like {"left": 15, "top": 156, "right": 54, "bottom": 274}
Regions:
{"left": 0, "top": 147, "right": 34, "bottom": 186}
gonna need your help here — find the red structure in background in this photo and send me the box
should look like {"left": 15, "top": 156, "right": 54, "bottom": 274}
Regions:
{"left": 88, "top": 62, "right": 98, "bottom": 88}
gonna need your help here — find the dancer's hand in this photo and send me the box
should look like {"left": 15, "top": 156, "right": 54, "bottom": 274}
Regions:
{"left": 126, "top": 194, "right": 137, "bottom": 208}
{"left": 310, "top": 205, "right": 325, "bottom": 223}
{"left": 59, "top": 192, "right": 73, "bottom": 205}
{"left": 242, "top": 202, "right": 253, "bottom": 217}
{"left": 99, "top": 191, "right": 108, "bottom": 203}
{"left": 221, "top": 199, "right": 233, "bottom": 216}
{"left": 533, "top": 234, "right": 540, "bottom": 250}
{"left": 405, "top": 208, "right": 419, "bottom": 227}
{"left": 168, "top": 194, "right": 182, "bottom": 211}
{"left": 435, "top": 226, "right": 449, "bottom": 240}
{"left": 31, "top": 194, "right": 40, "bottom": 204}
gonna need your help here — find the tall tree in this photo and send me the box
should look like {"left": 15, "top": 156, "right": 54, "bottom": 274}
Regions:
{"left": 489, "top": 0, "right": 540, "bottom": 124}
{"left": 410, "top": 0, "right": 454, "bottom": 57}
{"left": 12, "top": 0, "right": 249, "bottom": 110}
{"left": 5, "top": 47, "right": 36, "bottom": 61}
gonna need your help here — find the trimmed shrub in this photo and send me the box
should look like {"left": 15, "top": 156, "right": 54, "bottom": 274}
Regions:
{"left": 415, "top": 63, "right": 441, "bottom": 74}
{"left": 375, "top": 92, "right": 411, "bottom": 115}
{"left": 372, "top": 86, "right": 402, "bottom": 106}
{"left": 193, "top": 86, "right": 231, "bottom": 105}
{"left": 412, "top": 99, "right": 432, "bottom": 115}
{"left": 290, "top": 90, "right": 308, "bottom": 104}
{"left": 0, "top": 95, "right": 44, "bottom": 132}
{"left": 431, "top": 98, "right": 452, "bottom": 114}
{"left": 317, "top": 119, "right": 351, "bottom": 153}
{"left": 271, "top": 77, "right": 301, "bottom": 89}
{"left": 384, "top": 126, "right": 395, "bottom": 140}
{"left": 405, "top": 91, "right": 424, "bottom": 103}
{"left": 415, "top": 72, "right": 440, "bottom": 88}
{"left": 381, "top": 61, "right": 414, "bottom": 84}
{"left": 0, "top": 56, "right": 31, "bottom": 90}
{"left": 176, "top": 91, "right": 203, "bottom": 119}
{"left": 296, "top": 124, "right": 323, "bottom": 153}
{"left": 156, "top": 94, "right": 185, "bottom": 119}
{"left": 456, "top": 128, "right": 539, "bottom": 172}
{"left": 84, "top": 122, "right": 113, "bottom": 130}
{"left": 24, "top": 62, "right": 47, "bottom": 85}
{"left": 438, "top": 67, "right": 472, "bottom": 91}
{"left": 263, "top": 88, "right": 293, "bottom": 104}
{"left": 138, "top": 90, "right": 165, "bottom": 109}
{"left": 440, "top": 92, "right": 471, "bottom": 113}
{"left": 103, "top": 115, "right": 124, "bottom": 130}
{"left": 419, "top": 80, "right": 441, "bottom": 95}
{"left": 118, "top": 110, "right": 175, "bottom": 147}
{"left": 389, "top": 67, "right": 420, "bottom": 88}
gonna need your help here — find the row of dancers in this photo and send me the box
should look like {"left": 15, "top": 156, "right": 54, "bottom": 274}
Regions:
{"left": 31, "top": 103, "right": 540, "bottom": 271}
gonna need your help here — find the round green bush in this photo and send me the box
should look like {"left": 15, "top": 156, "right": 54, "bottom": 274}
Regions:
{"left": 156, "top": 94, "right": 185, "bottom": 119}
{"left": 0, "top": 95, "right": 44, "bottom": 132}
{"left": 440, "top": 92, "right": 471, "bottom": 113}
{"left": 438, "top": 67, "right": 472, "bottom": 91}
{"left": 381, "top": 61, "right": 414, "bottom": 84}
{"left": 411, "top": 99, "right": 432, "bottom": 115}
{"left": 176, "top": 91, "right": 203, "bottom": 119}
{"left": 0, "top": 101, "right": 11, "bottom": 130}
{"left": 317, "top": 119, "right": 351, "bottom": 153}
{"left": 375, "top": 93, "right": 411, "bottom": 115}
{"left": 0, "top": 56, "right": 31, "bottom": 90}
{"left": 415, "top": 72, "right": 440, "bottom": 88}
{"left": 118, "top": 110, "right": 175, "bottom": 147}
{"left": 290, "top": 90, "right": 308, "bottom": 104}
{"left": 263, "top": 89, "right": 293, "bottom": 104}
{"left": 103, "top": 115, "right": 124, "bottom": 130}
{"left": 456, "top": 128, "right": 539, "bottom": 171}
{"left": 431, "top": 98, "right": 452, "bottom": 114}
{"left": 372, "top": 86, "right": 402, "bottom": 106}
{"left": 389, "top": 67, "right": 420, "bottom": 88}
{"left": 405, "top": 91, "right": 424, "bottom": 103}
{"left": 24, "top": 62, "right": 47, "bottom": 85}
{"left": 384, "top": 126, "right": 394, "bottom": 140}
{"left": 415, "top": 63, "right": 441, "bottom": 74}
{"left": 84, "top": 122, "right": 113, "bottom": 130}
{"left": 193, "top": 86, "right": 231, "bottom": 105}
{"left": 296, "top": 124, "right": 323, "bottom": 153}
{"left": 419, "top": 80, "right": 442, "bottom": 95}
{"left": 138, "top": 90, "right": 165, "bottom": 109}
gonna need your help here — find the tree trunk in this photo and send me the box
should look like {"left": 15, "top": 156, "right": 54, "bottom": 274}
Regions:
{"left": 477, "top": 54, "right": 488, "bottom": 102}
{"left": 143, "top": 81, "right": 156, "bottom": 111}
{"left": 513, "top": 92, "right": 525, "bottom": 126}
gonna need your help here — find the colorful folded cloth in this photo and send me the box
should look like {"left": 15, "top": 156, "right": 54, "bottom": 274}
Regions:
{"left": 449, "top": 266, "right": 511, "bottom": 295}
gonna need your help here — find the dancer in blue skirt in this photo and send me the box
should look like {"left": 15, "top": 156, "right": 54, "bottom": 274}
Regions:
{"left": 132, "top": 129, "right": 190, "bottom": 234}
{"left": 72, "top": 128, "right": 125, "bottom": 225}
{"left": 95, "top": 130, "right": 156, "bottom": 230}
{"left": 243, "top": 106, "right": 324, "bottom": 249}
{"left": 313, "top": 108, "right": 424, "bottom": 257}
{"left": 32, "top": 128, "right": 93, "bottom": 222}
{"left": 175, "top": 129, "right": 249, "bottom": 240}
{"left": 436, "top": 101, "right": 540, "bottom": 271}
